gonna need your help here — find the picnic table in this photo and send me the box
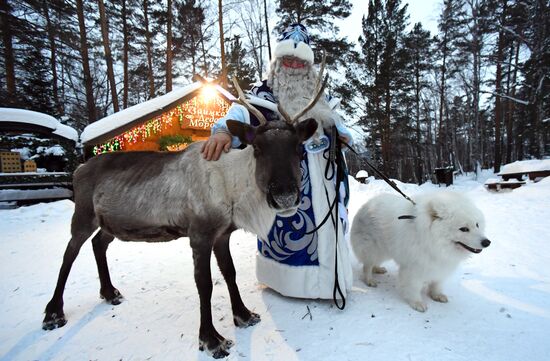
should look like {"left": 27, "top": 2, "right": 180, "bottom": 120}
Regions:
{"left": 485, "top": 159, "right": 550, "bottom": 192}
{"left": 497, "top": 159, "right": 550, "bottom": 182}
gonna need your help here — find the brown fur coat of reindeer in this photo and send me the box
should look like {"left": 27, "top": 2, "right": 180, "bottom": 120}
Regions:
{"left": 42, "top": 96, "right": 318, "bottom": 358}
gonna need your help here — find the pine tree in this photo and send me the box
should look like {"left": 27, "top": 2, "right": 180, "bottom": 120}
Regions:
{"left": 403, "top": 22, "right": 433, "bottom": 183}
{"left": 0, "top": 0, "right": 16, "bottom": 104}
{"left": 225, "top": 35, "right": 256, "bottom": 92}
{"left": 275, "top": 0, "right": 353, "bottom": 68}
{"left": 98, "top": 0, "right": 119, "bottom": 113}
{"left": 76, "top": 0, "right": 97, "bottom": 122}
{"left": 173, "top": 0, "right": 210, "bottom": 79}
{"left": 434, "top": 0, "right": 467, "bottom": 167}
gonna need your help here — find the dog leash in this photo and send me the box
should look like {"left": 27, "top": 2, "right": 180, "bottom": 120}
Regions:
{"left": 340, "top": 141, "right": 416, "bottom": 206}
{"left": 328, "top": 127, "right": 346, "bottom": 310}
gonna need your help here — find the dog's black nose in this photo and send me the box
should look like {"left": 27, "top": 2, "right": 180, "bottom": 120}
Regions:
{"left": 481, "top": 239, "right": 491, "bottom": 248}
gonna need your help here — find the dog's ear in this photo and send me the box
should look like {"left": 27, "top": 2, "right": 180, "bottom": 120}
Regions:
{"left": 427, "top": 200, "right": 444, "bottom": 222}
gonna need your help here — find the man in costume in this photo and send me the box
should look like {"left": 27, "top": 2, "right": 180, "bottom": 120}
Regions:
{"left": 201, "top": 23, "right": 353, "bottom": 303}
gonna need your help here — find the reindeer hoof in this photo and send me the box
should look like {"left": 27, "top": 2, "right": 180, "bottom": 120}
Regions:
{"left": 199, "top": 338, "right": 233, "bottom": 359}
{"left": 42, "top": 312, "right": 67, "bottom": 330}
{"left": 100, "top": 288, "right": 123, "bottom": 305}
{"left": 234, "top": 312, "right": 261, "bottom": 328}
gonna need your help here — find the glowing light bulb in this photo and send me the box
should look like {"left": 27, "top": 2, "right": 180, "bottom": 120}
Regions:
{"left": 200, "top": 84, "right": 217, "bottom": 102}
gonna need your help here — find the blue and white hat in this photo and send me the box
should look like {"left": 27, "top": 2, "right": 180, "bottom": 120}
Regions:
{"left": 274, "top": 23, "right": 314, "bottom": 64}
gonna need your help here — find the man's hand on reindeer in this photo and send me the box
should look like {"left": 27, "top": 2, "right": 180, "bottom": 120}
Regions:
{"left": 201, "top": 132, "right": 231, "bottom": 161}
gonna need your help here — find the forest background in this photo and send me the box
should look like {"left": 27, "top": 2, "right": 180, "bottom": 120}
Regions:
{"left": 0, "top": 0, "right": 548, "bottom": 183}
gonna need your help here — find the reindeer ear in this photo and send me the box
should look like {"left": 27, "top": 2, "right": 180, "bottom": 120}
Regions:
{"left": 226, "top": 120, "right": 256, "bottom": 145}
{"left": 296, "top": 118, "right": 318, "bottom": 142}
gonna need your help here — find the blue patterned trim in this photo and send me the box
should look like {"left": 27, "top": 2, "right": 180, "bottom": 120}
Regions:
{"left": 258, "top": 151, "right": 319, "bottom": 266}
{"left": 278, "top": 23, "right": 311, "bottom": 46}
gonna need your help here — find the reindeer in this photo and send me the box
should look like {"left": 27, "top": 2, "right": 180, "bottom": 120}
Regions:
{"left": 42, "top": 80, "right": 323, "bottom": 358}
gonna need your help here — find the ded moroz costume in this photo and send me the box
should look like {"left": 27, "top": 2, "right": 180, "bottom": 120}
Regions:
{"left": 211, "top": 23, "right": 353, "bottom": 302}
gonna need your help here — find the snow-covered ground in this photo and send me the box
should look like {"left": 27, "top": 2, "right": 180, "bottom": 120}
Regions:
{"left": 1, "top": 171, "right": 549, "bottom": 361}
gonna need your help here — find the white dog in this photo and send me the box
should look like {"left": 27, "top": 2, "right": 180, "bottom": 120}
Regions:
{"left": 350, "top": 191, "right": 490, "bottom": 312}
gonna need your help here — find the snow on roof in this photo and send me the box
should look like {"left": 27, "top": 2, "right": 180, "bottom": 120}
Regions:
{"left": 498, "top": 159, "right": 550, "bottom": 175}
{"left": 81, "top": 82, "right": 237, "bottom": 144}
{"left": 355, "top": 170, "right": 369, "bottom": 178}
{"left": 53, "top": 123, "right": 79, "bottom": 142}
{"left": 0, "top": 108, "right": 78, "bottom": 142}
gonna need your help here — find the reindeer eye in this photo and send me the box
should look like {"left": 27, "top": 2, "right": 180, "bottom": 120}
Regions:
{"left": 459, "top": 227, "right": 470, "bottom": 232}
{"left": 476, "top": 223, "right": 479, "bottom": 228}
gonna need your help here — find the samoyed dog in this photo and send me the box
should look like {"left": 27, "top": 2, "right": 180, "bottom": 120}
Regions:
{"left": 350, "top": 191, "right": 490, "bottom": 312}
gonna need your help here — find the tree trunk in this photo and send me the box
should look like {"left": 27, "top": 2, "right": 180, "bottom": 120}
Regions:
{"left": 0, "top": 0, "right": 16, "bottom": 103}
{"left": 76, "top": 0, "right": 97, "bottom": 122}
{"left": 98, "top": 0, "right": 119, "bottom": 112}
{"left": 200, "top": 24, "right": 208, "bottom": 76}
{"left": 143, "top": 0, "right": 155, "bottom": 98}
{"left": 122, "top": 0, "right": 129, "bottom": 108}
{"left": 505, "top": 41, "right": 519, "bottom": 163}
{"left": 494, "top": 14, "right": 506, "bottom": 173}
{"left": 438, "top": 37, "right": 448, "bottom": 167}
{"left": 414, "top": 56, "right": 422, "bottom": 184}
{"left": 218, "top": 0, "right": 227, "bottom": 86}
{"left": 383, "top": 86, "right": 392, "bottom": 173}
{"left": 263, "top": 0, "right": 271, "bottom": 61}
{"left": 42, "top": 0, "right": 62, "bottom": 114}
{"left": 166, "top": 0, "right": 173, "bottom": 92}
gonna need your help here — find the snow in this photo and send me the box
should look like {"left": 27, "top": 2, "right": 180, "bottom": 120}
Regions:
{"left": 498, "top": 159, "right": 550, "bottom": 175}
{"left": 0, "top": 188, "right": 72, "bottom": 202}
{"left": 80, "top": 83, "right": 201, "bottom": 144}
{"left": 0, "top": 171, "right": 69, "bottom": 177}
{"left": 1, "top": 171, "right": 549, "bottom": 360}
{"left": 9, "top": 148, "right": 32, "bottom": 160}
{"left": 80, "top": 82, "right": 237, "bottom": 144}
{"left": 79, "top": 82, "right": 239, "bottom": 145}
{"left": 33, "top": 145, "right": 66, "bottom": 157}
{"left": 355, "top": 170, "right": 369, "bottom": 178}
{"left": 0, "top": 108, "right": 78, "bottom": 142}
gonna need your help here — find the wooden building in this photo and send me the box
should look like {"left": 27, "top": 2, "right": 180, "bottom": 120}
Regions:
{"left": 80, "top": 81, "right": 237, "bottom": 157}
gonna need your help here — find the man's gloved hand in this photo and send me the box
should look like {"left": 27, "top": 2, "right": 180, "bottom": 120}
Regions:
{"left": 200, "top": 132, "right": 232, "bottom": 161}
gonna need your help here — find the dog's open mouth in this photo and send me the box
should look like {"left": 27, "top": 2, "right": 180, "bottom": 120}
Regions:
{"left": 455, "top": 242, "right": 482, "bottom": 254}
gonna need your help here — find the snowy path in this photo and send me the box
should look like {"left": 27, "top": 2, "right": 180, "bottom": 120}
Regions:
{"left": 1, "top": 175, "right": 549, "bottom": 360}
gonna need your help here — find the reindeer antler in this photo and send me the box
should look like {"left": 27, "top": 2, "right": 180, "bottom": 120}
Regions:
{"left": 278, "top": 51, "right": 328, "bottom": 125}
{"left": 231, "top": 76, "right": 268, "bottom": 126}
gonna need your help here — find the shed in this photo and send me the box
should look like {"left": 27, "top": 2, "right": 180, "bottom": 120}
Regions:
{"left": 80, "top": 80, "right": 249, "bottom": 157}
{"left": 0, "top": 108, "right": 78, "bottom": 143}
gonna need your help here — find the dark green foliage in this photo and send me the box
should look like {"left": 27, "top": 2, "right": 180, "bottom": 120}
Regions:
{"left": 158, "top": 134, "right": 192, "bottom": 151}
{"left": 275, "top": 0, "right": 353, "bottom": 68}
{"left": 225, "top": 35, "right": 257, "bottom": 93}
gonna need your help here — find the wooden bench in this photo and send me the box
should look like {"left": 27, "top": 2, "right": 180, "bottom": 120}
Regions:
{"left": 0, "top": 172, "right": 73, "bottom": 207}
{"left": 485, "top": 178, "right": 526, "bottom": 191}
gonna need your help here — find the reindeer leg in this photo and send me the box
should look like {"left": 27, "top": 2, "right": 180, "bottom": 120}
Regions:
{"left": 190, "top": 231, "right": 232, "bottom": 359}
{"left": 91, "top": 230, "right": 122, "bottom": 305}
{"left": 43, "top": 208, "right": 97, "bottom": 330}
{"left": 213, "top": 231, "right": 260, "bottom": 328}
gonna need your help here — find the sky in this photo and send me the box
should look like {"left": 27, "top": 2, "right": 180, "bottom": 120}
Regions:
{"left": 337, "top": 0, "right": 442, "bottom": 45}
{"left": 1, "top": 166, "right": 549, "bottom": 360}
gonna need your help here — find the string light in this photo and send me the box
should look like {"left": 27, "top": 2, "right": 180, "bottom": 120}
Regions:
{"left": 93, "top": 88, "right": 231, "bottom": 155}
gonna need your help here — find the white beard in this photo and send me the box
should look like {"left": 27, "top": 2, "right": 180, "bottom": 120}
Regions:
{"left": 267, "top": 59, "right": 336, "bottom": 134}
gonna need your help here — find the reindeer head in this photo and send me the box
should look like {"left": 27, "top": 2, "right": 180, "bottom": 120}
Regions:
{"left": 227, "top": 119, "right": 317, "bottom": 216}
